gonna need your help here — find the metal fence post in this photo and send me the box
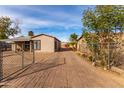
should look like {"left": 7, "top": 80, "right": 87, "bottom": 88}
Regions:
{"left": 32, "top": 41, "right": 35, "bottom": 64}
{"left": 33, "top": 47, "right": 35, "bottom": 64}
{"left": 22, "top": 44, "right": 24, "bottom": 68}
{"left": 0, "top": 43, "right": 3, "bottom": 81}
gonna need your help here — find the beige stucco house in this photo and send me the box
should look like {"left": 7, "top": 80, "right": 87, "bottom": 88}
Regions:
{"left": 77, "top": 36, "right": 85, "bottom": 52}
{"left": 77, "top": 33, "right": 124, "bottom": 53}
{"left": 8, "top": 33, "right": 61, "bottom": 53}
{"left": 77, "top": 35, "right": 90, "bottom": 54}
{"left": 32, "top": 34, "right": 61, "bottom": 52}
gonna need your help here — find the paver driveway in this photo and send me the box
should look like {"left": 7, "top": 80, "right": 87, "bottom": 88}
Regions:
{"left": 1, "top": 50, "right": 124, "bottom": 88}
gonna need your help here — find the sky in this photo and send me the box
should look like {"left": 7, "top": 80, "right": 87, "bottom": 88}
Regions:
{"left": 0, "top": 5, "right": 95, "bottom": 42}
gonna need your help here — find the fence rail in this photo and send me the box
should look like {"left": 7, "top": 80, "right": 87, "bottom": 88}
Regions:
{"left": 0, "top": 41, "right": 35, "bottom": 81}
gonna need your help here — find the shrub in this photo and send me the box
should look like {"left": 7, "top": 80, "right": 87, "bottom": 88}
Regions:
{"left": 81, "top": 53, "right": 87, "bottom": 58}
{"left": 88, "top": 55, "right": 93, "bottom": 62}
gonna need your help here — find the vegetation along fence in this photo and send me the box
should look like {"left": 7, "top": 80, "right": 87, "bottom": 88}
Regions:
{"left": 78, "top": 42, "right": 124, "bottom": 69}
{"left": 0, "top": 41, "right": 35, "bottom": 81}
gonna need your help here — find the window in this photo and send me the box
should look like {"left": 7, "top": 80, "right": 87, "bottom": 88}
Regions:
{"left": 33, "top": 40, "right": 41, "bottom": 50}
{"left": 24, "top": 41, "right": 30, "bottom": 51}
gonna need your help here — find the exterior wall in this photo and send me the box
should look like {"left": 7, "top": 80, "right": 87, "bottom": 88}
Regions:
{"left": 77, "top": 38, "right": 88, "bottom": 52}
{"left": 11, "top": 42, "right": 22, "bottom": 51}
{"left": 32, "top": 35, "right": 55, "bottom": 52}
{"left": 16, "top": 43, "right": 22, "bottom": 50}
{"left": 77, "top": 38, "right": 91, "bottom": 54}
{"left": 11, "top": 42, "right": 30, "bottom": 52}
{"left": 54, "top": 39, "right": 61, "bottom": 51}
{"left": 77, "top": 38, "right": 84, "bottom": 52}
{"left": 58, "top": 40, "right": 61, "bottom": 51}
{"left": 11, "top": 43, "right": 16, "bottom": 51}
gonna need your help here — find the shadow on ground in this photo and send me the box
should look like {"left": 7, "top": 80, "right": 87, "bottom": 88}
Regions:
{"left": 1, "top": 57, "right": 66, "bottom": 83}
{"left": 60, "top": 48, "right": 72, "bottom": 52}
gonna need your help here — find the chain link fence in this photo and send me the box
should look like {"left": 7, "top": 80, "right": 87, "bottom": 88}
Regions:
{"left": 78, "top": 42, "right": 124, "bottom": 69}
{"left": 0, "top": 41, "right": 35, "bottom": 81}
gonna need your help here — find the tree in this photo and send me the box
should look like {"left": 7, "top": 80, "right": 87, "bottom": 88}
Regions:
{"left": 69, "top": 33, "right": 78, "bottom": 50}
{"left": 70, "top": 33, "right": 78, "bottom": 42}
{"left": 82, "top": 5, "right": 124, "bottom": 69}
{"left": 83, "top": 6, "right": 124, "bottom": 40}
{"left": 0, "top": 16, "right": 21, "bottom": 39}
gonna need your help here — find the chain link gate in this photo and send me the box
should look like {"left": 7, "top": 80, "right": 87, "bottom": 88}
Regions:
{"left": 0, "top": 41, "right": 35, "bottom": 81}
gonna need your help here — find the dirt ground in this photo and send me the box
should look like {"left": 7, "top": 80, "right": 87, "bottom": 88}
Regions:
{"left": 2, "top": 51, "right": 54, "bottom": 78}
{"left": 1, "top": 50, "right": 124, "bottom": 88}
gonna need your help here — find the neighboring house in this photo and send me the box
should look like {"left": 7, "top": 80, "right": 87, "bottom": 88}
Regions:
{"left": 77, "top": 35, "right": 85, "bottom": 52}
{"left": 1, "top": 32, "right": 61, "bottom": 52}
{"left": 77, "top": 33, "right": 124, "bottom": 53}
{"left": 77, "top": 35, "right": 89, "bottom": 53}
{"left": 61, "top": 42, "right": 68, "bottom": 48}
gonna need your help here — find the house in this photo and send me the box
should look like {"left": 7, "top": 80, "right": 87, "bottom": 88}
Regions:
{"left": 77, "top": 35, "right": 90, "bottom": 54}
{"left": 1, "top": 32, "right": 61, "bottom": 52}
{"left": 77, "top": 32, "right": 124, "bottom": 53}
{"left": 61, "top": 42, "right": 68, "bottom": 48}
{"left": 77, "top": 35, "right": 85, "bottom": 52}
{"left": 31, "top": 34, "right": 61, "bottom": 52}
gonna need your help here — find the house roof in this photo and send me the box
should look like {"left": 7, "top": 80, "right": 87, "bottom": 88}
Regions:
{"left": 32, "top": 34, "right": 61, "bottom": 42}
{"left": 77, "top": 35, "right": 83, "bottom": 41}
{"left": 0, "top": 39, "right": 13, "bottom": 43}
{"left": 10, "top": 36, "right": 32, "bottom": 42}
{"left": 0, "top": 34, "right": 61, "bottom": 42}
{"left": 0, "top": 36, "right": 32, "bottom": 43}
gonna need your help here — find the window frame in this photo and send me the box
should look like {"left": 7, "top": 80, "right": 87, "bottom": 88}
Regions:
{"left": 33, "top": 40, "right": 41, "bottom": 50}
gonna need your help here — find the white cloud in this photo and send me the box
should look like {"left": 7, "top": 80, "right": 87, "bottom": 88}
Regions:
{"left": 17, "top": 6, "right": 81, "bottom": 22}
{"left": 0, "top": 6, "right": 82, "bottom": 41}
{"left": 0, "top": 6, "right": 82, "bottom": 29}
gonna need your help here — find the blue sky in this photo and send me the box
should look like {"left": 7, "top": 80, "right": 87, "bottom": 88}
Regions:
{"left": 0, "top": 5, "right": 95, "bottom": 42}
